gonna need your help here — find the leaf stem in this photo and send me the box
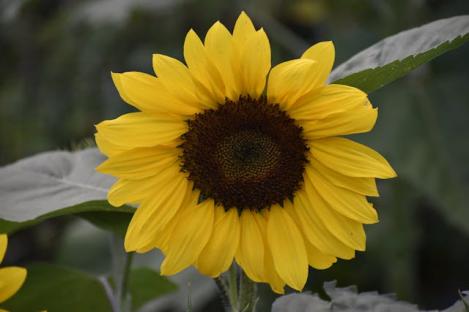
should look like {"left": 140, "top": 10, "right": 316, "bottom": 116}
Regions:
{"left": 120, "top": 252, "right": 133, "bottom": 304}
{"left": 99, "top": 276, "right": 119, "bottom": 312}
{"left": 110, "top": 235, "right": 133, "bottom": 312}
{"left": 215, "top": 265, "right": 257, "bottom": 312}
{"left": 214, "top": 277, "right": 230, "bottom": 311}
{"left": 229, "top": 265, "right": 239, "bottom": 310}
{"left": 238, "top": 269, "right": 257, "bottom": 312}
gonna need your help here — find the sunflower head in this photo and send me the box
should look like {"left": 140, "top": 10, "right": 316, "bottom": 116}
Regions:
{"left": 96, "top": 11, "right": 396, "bottom": 293}
{"left": 180, "top": 95, "right": 309, "bottom": 212}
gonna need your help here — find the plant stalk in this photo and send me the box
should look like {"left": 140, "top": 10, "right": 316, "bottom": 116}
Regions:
{"left": 110, "top": 235, "right": 133, "bottom": 312}
{"left": 215, "top": 264, "right": 257, "bottom": 312}
{"left": 238, "top": 269, "right": 257, "bottom": 312}
{"left": 119, "top": 252, "right": 133, "bottom": 305}
{"left": 229, "top": 265, "right": 239, "bottom": 310}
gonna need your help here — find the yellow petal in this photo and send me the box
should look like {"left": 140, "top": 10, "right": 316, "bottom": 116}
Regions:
{"left": 305, "top": 165, "right": 378, "bottom": 224}
{"left": 267, "top": 58, "right": 318, "bottom": 110}
{"left": 145, "top": 188, "right": 200, "bottom": 254}
{"left": 301, "top": 105, "right": 377, "bottom": 139}
{"left": 0, "top": 235, "right": 6, "bottom": 264}
{"left": 138, "top": 218, "right": 176, "bottom": 255}
{"left": 267, "top": 206, "right": 308, "bottom": 291}
{"left": 310, "top": 159, "right": 379, "bottom": 197}
{"left": 160, "top": 199, "right": 215, "bottom": 275}
{"left": 310, "top": 137, "right": 397, "bottom": 178}
{"left": 0, "top": 267, "right": 27, "bottom": 303}
{"left": 304, "top": 240, "right": 337, "bottom": 270}
{"left": 184, "top": 29, "right": 225, "bottom": 105}
{"left": 97, "top": 146, "right": 179, "bottom": 180}
{"left": 255, "top": 211, "right": 285, "bottom": 294}
{"left": 303, "top": 175, "right": 367, "bottom": 250}
{"left": 107, "top": 160, "right": 181, "bottom": 207}
{"left": 196, "top": 207, "right": 240, "bottom": 277}
{"left": 205, "top": 21, "right": 239, "bottom": 101}
{"left": 238, "top": 29, "right": 271, "bottom": 99}
{"left": 95, "top": 132, "right": 129, "bottom": 157}
{"left": 111, "top": 72, "right": 200, "bottom": 116}
{"left": 264, "top": 253, "right": 285, "bottom": 294}
{"left": 95, "top": 112, "right": 186, "bottom": 149}
{"left": 235, "top": 210, "right": 265, "bottom": 282}
{"left": 301, "top": 41, "right": 335, "bottom": 87}
{"left": 288, "top": 84, "right": 369, "bottom": 121}
{"left": 263, "top": 245, "right": 285, "bottom": 294}
{"left": 152, "top": 54, "right": 207, "bottom": 109}
{"left": 231, "top": 11, "right": 258, "bottom": 97}
{"left": 287, "top": 195, "right": 355, "bottom": 260}
{"left": 124, "top": 172, "right": 191, "bottom": 251}
{"left": 107, "top": 177, "right": 155, "bottom": 207}
{"left": 232, "top": 11, "right": 256, "bottom": 47}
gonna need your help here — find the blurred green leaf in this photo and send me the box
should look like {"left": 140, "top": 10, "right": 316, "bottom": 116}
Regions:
{"left": 0, "top": 148, "right": 134, "bottom": 234}
{"left": 367, "top": 73, "right": 469, "bottom": 235}
{"left": 128, "top": 267, "right": 178, "bottom": 311}
{"left": 79, "top": 210, "right": 132, "bottom": 237}
{"left": 331, "top": 15, "right": 469, "bottom": 93}
{"left": 2, "top": 263, "right": 113, "bottom": 312}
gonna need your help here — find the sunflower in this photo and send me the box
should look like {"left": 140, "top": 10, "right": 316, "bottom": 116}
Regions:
{"left": 0, "top": 235, "right": 27, "bottom": 310}
{"left": 96, "top": 12, "right": 396, "bottom": 293}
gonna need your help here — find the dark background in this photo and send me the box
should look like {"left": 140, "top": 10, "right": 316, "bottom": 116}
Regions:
{"left": 1, "top": 0, "right": 468, "bottom": 310}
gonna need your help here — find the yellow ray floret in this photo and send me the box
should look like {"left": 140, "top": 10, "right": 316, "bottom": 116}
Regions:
{"left": 0, "top": 235, "right": 27, "bottom": 306}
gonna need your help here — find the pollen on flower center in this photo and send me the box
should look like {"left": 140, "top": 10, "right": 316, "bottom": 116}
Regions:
{"left": 180, "top": 96, "right": 308, "bottom": 211}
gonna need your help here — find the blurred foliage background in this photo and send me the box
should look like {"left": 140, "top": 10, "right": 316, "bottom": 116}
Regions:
{"left": 0, "top": 0, "right": 468, "bottom": 311}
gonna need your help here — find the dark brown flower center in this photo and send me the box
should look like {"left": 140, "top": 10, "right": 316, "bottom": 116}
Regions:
{"left": 180, "top": 96, "right": 308, "bottom": 211}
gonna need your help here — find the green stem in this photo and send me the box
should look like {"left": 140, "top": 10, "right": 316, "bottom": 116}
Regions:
{"left": 215, "top": 277, "right": 230, "bottom": 311}
{"left": 216, "top": 265, "right": 257, "bottom": 312}
{"left": 187, "top": 281, "right": 193, "bottom": 312}
{"left": 110, "top": 235, "right": 133, "bottom": 312}
{"left": 229, "top": 265, "right": 239, "bottom": 310}
{"left": 120, "top": 252, "right": 133, "bottom": 305}
{"left": 238, "top": 270, "right": 257, "bottom": 312}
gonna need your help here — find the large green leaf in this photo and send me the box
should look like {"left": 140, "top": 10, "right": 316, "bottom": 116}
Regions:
{"left": 0, "top": 200, "right": 133, "bottom": 234}
{"left": 0, "top": 148, "right": 134, "bottom": 233}
{"left": 2, "top": 264, "right": 178, "bottom": 312}
{"left": 2, "top": 263, "right": 113, "bottom": 312}
{"left": 330, "top": 15, "right": 469, "bottom": 93}
{"left": 78, "top": 210, "right": 133, "bottom": 237}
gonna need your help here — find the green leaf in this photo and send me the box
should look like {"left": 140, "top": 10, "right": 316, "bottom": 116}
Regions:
{"left": 128, "top": 267, "right": 178, "bottom": 311}
{"left": 78, "top": 210, "right": 132, "bottom": 237}
{"left": 2, "top": 263, "right": 113, "bottom": 312}
{"left": 0, "top": 148, "right": 134, "bottom": 234}
{"left": 0, "top": 200, "right": 133, "bottom": 234}
{"left": 0, "top": 148, "right": 112, "bottom": 222}
{"left": 331, "top": 15, "right": 469, "bottom": 93}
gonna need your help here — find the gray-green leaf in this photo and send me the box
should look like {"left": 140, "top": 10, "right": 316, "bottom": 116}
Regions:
{"left": 0, "top": 148, "right": 133, "bottom": 233}
{"left": 272, "top": 281, "right": 469, "bottom": 312}
{"left": 330, "top": 15, "right": 469, "bottom": 93}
